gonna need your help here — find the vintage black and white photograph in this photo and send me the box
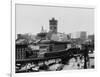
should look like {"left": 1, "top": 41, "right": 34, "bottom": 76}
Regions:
{"left": 15, "top": 4, "right": 94, "bottom": 73}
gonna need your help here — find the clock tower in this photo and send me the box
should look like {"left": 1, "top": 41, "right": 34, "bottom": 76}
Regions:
{"left": 49, "top": 18, "right": 58, "bottom": 33}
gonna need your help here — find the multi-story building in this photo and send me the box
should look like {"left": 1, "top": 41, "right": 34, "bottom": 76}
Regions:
{"left": 49, "top": 17, "right": 58, "bottom": 34}
{"left": 70, "top": 31, "right": 87, "bottom": 40}
{"left": 51, "top": 32, "right": 68, "bottom": 41}
{"left": 17, "top": 33, "right": 36, "bottom": 42}
{"left": 68, "top": 31, "right": 87, "bottom": 44}
{"left": 47, "top": 17, "right": 69, "bottom": 41}
{"left": 88, "top": 35, "right": 94, "bottom": 42}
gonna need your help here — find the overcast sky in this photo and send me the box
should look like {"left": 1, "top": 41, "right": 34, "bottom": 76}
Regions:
{"left": 16, "top": 4, "right": 94, "bottom": 35}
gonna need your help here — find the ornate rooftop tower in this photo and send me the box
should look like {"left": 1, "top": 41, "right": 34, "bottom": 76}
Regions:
{"left": 41, "top": 26, "right": 44, "bottom": 33}
{"left": 49, "top": 17, "right": 58, "bottom": 33}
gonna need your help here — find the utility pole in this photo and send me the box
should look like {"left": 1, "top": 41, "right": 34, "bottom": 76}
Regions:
{"left": 83, "top": 44, "right": 89, "bottom": 69}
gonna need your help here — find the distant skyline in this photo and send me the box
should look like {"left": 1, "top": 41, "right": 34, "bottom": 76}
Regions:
{"left": 16, "top": 4, "right": 94, "bottom": 35}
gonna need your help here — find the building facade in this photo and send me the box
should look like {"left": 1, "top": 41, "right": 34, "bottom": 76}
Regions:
{"left": 49, "top": 18, "right": 58, "bottom": 34}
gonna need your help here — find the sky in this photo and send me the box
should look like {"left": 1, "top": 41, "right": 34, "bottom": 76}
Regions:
{"left": 16, "top": 4, "right": 94, "bottom": 35}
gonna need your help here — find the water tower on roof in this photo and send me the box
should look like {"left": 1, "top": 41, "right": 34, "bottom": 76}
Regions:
{"left": 49, "top": 17, "right": 58, "bottom": 33}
